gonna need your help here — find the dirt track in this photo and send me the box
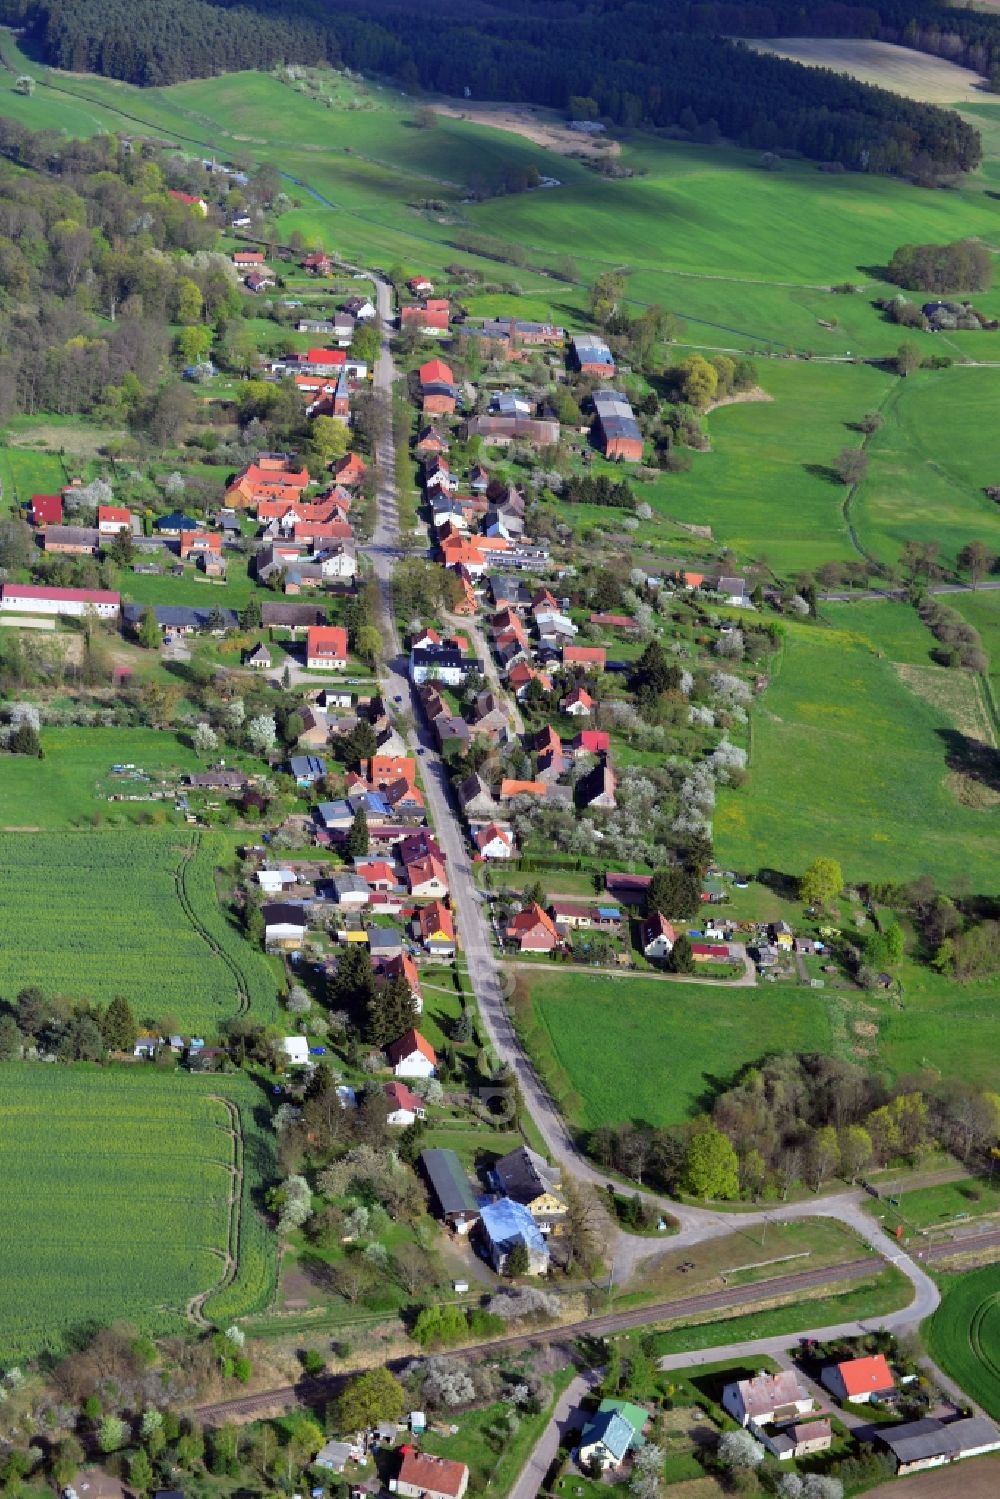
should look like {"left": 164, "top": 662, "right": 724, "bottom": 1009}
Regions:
{"left": 745, "top": 38, "right": 994, "bottom": 103}
{"left": 432, "top": 99, "right": 619, "bottom": 158}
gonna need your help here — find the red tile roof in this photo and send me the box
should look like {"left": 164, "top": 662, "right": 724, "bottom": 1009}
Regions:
{"left": 386, "top": 1029, "right": 437, "bottom": 1066}
{"left": 836, "top": 1355, "right": 894, "bottom": 1398}
{"left": 306, "top": 625, "right": 348, "bottom": 659}
{"left": 30, "top": 494, "right": 62, "bottom": 527}
{"left": 397, "top": 1449, "right": 467, "bottom": 1499}
{"left": 2, "top": 583, "right": 119, "bottom": 605}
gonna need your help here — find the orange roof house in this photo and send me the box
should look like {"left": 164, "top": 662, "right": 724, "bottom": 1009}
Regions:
{"left": 506, "top": 902, "right": 559, "bottom": 952}
{"left": 363, "top": 755, "right": 417, "bottom": 789}
{"left": 305, "top": 625, "right": 348, "bottom": 670}
{"left": 334, "top": 452, "right": 367, "bottom": 487}
{"left": 416, "top": 899, "right": 455, "bottom": 944}
{"left": 562, "top": 644, "right": 606, "bottom": 671}
{"left": 225, "top": 460, "right": 310, "bottom": 510}
{"left": 822, "top": 1355, "right": 895, "bottom": 1405}
{"left": 500, "top": 778, "right": 547, "bottom": 800}
{"left": 179, "top": 530, "right": 222, "bottom": 559}
{"left": 419, "top": 358, "right": 454, "bottom": 387}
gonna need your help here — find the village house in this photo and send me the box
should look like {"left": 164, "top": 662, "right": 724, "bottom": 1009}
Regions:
{"left": 232, "top": 249, "right": 265, "bottom": 268}
{"left": 306, "top": 625, "right": 348, "bottom": 670}
{"left": 640, "top": 911, "right": 677, "bottom": 961}
{"left": 289, "top": 753, "right": 327, "bottom": 787}
{"left": 97, "top": 504, "right": 132, "bottom": 535}
{"left": 409, "top": 644, "right": 469, "bottom": 687}
{"left": 722, "top": 1371, "right": 814, "bottom": 1430}
{"left": 464, "top": 414, "right": 560, "bottom": 449}
{"left": 561, "top": 686, "right": 593, "bottom": 717}
{"left": 29, "top": 493, "right": 62, "bottom": 528}
{"left": 491, "top": 1146, "right": 566, "bottom": 1230}
{"left": 414, "top": 899, "right": 456, "bottom": 956}
{"left": 550, "top": 901, "right": 593, "bottom": 932}
{"left": 407, "top": 854, "right": 449, "bottom": 898}
{"left": 563, "top": 643, "right": 606, "bottom": 672}
{"left": 506, "top": 902, "right": 559, "bottom": 952}
{"left": 386, "top": 1028, "right": 437, "bottom": 1078}
{"left": 579, "top": 1401, "right": 648, "bottom": 1472}
{"left": 821, "top": 1355, "right": 895, "bottom": 1405}
{"left": 576, "top": 758, "right": 617, "bottom": 810}
{"left": 401, "top": 297, "right": 450, "bottom": 335}
{"left": 477, "top": 1198, "right": 549, "bottom": 1275}
{"left": 383, "top": 1081, "right": 426, "bottom": 1128}
{"left": 760, "top": 1421, "right": 834, "bottom": 1462}
{"left": 419, "top": 357, "right": 457, "bottom": 416}
{"left": 473, "top": 823, "right": 514, "bottom": 859}
{"left": 570, "top": 729, "right": 611, "bottom": 757}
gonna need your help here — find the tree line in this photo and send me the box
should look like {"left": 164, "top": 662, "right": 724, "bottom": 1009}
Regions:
{"left": 0, "top": 0, "right": 982, "bottom": 175}
{"left": 590, "top": 1051, "right": 1000, "bottom": 1198}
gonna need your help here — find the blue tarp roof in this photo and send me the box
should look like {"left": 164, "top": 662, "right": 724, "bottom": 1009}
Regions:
{"left": 479, "top": 1197, "right": 546, "bottom": 1254}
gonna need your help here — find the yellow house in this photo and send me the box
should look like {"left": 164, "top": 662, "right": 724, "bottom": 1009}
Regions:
{"left": 492, "top": 1146, "right": 567, "bottom": 1234}
{"left": 773, "top": 921, "right": 794, "bottom": 950}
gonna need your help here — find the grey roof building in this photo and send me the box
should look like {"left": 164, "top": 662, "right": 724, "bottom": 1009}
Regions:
{"left": 419, "top": 1148, "right": 480, "bottom": 1230}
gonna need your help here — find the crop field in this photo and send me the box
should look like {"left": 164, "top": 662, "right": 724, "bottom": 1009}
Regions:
{"left": 925, "top": 1265, "right": 1000, "bottom": 1419}
{"left": 746, "top": 38, "right": 992, "bottom": 103}
{"left": 0, "top": 1065, "right": 275, "bottom": 1357}
{"left": 513, "top": 970, "right": 832, "bottom": 1130}
{"left": 0, "top": 829, "right": 279, "bottom": 1030}
{"left": 715, "top": 604, "right": 1000, "bottom": 887}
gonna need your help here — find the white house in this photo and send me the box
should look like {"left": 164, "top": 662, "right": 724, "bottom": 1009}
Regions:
{"left": 262, "top": 902, "right": 307, "bottom": 948}
{"left": 473, "top": 823, "right": 514, "bottom": 860}
{"left": 409, "top": 645, "right": 468, "bottom": 687}
{"left": 282, "top": 1036, "right": 311, "bottom": 1068}
{"left": 386, "top": 1029, "right": 437, "bottom": 1078}
{"left": 722, "top": 1372, "right": 814, "bottom": 1430}
{"left": 316, "top": 545, "right": 358, "bottom": 580}
{"left": 640, "top": 911, "right": 676, "bottom": 960}
{"left": 821, "top": 1355, "right": 895, "bottom": 1405}
{"left": 332, "top": 872, "right": 370, "bottom": 909}
{"left": 257, "top": 868, "right": 296, "bottom": 895}
{"left": 383, "top": 1081, "right": 427, "bottom": 1127}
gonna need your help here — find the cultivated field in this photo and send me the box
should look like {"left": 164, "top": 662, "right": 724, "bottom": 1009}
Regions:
{"left": 715, "top": 604, "right": 1000, "bottom": 888}
{"left": 0, "top": 829, "right": 279, "bottom": 1030}
{"left": 925, "top": 1265, "right": 1000, "bottom": 1419}
{"left": 867, "top": 1459, "right": 1000, "bottom": 1498}
{"left": 514, "top": 970, "right": 831, "bottom": 1130}
{"left": 0, "top": 1065, "right": 275, "bottom": 1356}
{"left": 746, "top": 38, "right": 992, "bottom": 103}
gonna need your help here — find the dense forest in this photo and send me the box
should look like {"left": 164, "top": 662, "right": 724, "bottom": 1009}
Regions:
{"left": 0, "top": 0, "right": 985, "bottom": 176}
{"left": 0, "top": 119, "right": 247, "bottom": 421}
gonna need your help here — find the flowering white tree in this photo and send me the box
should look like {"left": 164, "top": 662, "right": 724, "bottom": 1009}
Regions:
{"left": 247, "top": 713, "right": 277, "bottom": 753}
{"left": 193, "top": 721, "right": 218, "bottom": 754}
{"left": 717, "top": 1428, "right": 764, "bottom": 1469}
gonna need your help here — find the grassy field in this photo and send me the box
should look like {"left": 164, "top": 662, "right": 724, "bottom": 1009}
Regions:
{"left": 0, "top": 1064, "right": 276, "bottom": 1356}
{"left": 0, "top": 828, "right": 279, "bottom": 1031}
{"left": 513, "top": 969, "right": 831, "bottom": 1130}
{"left": 0, "top": 442, "right": 69, "bottom": 503}
{"left": 852, "top": 368, "right": 1000, "bottom": 568}
{"left": 715, "top": 604, "right": 1000, "bottom": 888}
{"left": 925, "top": 1265, "right": 1000, "bottom": 1419}
{"left": 865, "top": 1176, "right": 1000, "bottom": 1236}
{"left": 643, "top": 361, "right": 893, "bottom": 572}
{"left": 651, "top": 1267, "right": 912, "bottom": 1355}
{"left": 0, "top": 724, "right": 268, "bottom": 827}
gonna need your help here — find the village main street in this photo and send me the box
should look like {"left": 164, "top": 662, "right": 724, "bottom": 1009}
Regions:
{"left": 354, "top": 274, "right": 970, "bottom": 1498}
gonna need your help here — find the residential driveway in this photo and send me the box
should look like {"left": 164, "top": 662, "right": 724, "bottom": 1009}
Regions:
{"left": 509, "top": 1371, "right": 600, "bottom": 1499}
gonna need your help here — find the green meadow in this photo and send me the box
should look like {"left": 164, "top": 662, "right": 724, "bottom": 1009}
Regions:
{"left": 715, "top": 603, "right": 999, "bottom": 889}
{"left": 851, "top": 367, "right": 1000, "bottom": 569}
{"left": 515, "top": 969, "right": 832, "bottom": 1130}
